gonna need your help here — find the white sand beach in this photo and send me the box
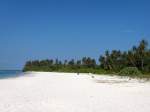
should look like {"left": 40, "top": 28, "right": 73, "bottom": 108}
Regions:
{"left": 0, "top": 72, "right": 150, "bottom": 112}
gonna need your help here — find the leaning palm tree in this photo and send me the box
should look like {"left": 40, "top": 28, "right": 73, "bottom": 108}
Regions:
{"left": 127, "top": 50, "right": 136, "bottom": 67}
{"left": 137, "top": 39, "right": 148, "bottom": 70}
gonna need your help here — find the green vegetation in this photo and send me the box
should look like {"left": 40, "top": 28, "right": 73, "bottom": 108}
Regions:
{"left": 118, "top": 67, "right": 142, "bottom": 76}
{"left": 23, "top": 39, "right": 150, "bottom": 77}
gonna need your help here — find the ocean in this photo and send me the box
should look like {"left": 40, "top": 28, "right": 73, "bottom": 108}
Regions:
{"left": 0, "top": 70, "right": 23, "bottom": 79}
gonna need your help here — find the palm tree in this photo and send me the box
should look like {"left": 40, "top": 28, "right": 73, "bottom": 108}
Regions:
{"left": 82, "top": 57, "right": 87, "bottom": 66}
{"left": 99, "top": 55, "right": 105, "bottom": 68}
{"left": 105, "top": 50, "right": 112, "bottom": 70}
{"left": 68, "top": 59, "right": 75, "bottom": 66}
{"left": 127, "top": 50, "right": 136, "bottom": 67}
{"left": 64, "top": 60, "right": 68, "bottom": 66}
{"left": 77, "top": 60, "right": 81, "bottom": 66}
{"left": 137, "top": 39, "right": 148, "bottom": 70}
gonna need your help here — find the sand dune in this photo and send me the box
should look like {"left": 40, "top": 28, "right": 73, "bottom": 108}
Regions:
{"left": 0, "top": 72, "right": 150, "bottom": 112}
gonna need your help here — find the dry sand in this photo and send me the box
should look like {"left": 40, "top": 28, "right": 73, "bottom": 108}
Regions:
{"left": 0, "top": 72, "right": 150, "bottom": 112}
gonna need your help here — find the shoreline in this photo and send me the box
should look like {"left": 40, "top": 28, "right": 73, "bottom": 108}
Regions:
{"left": 23, "top": 71, "right": 150, "bottom": 81}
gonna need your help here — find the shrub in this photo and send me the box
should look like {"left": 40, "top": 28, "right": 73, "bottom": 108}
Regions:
{"left": 118, "top": 67, "right": 142, "bottom": 76}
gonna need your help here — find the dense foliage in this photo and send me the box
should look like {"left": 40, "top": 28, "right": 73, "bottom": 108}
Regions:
{"left": 99, "top": 40, "right": 150, "bottom": 73}
{"left": 23, "top": 39, "right": 150, "bottom": 76}
{"left": 118, "top": 67, "right": 142, "bottom": 76}
{"left": 23, "top": 57, "right": 101, "bottom": 73}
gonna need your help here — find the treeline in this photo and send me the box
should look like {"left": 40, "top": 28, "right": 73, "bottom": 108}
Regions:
{"left": 23, "top": 57, "right": 102, "bottom": 73}
{"left": 99, "top": 40, "right": 150, "bottom": 73}
{"left": 23, "top": 39, "right": 150, "bottom": 75}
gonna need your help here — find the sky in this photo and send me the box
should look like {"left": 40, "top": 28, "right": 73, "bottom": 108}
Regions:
{"left": 0, "top": 0, "right": 150, "bottom": 69}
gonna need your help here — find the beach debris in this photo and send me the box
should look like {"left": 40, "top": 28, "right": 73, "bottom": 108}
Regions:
{"left": 91, "top": 75, "right": 95, "bottom": 78}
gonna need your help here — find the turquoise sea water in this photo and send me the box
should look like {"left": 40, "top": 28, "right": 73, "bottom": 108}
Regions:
{"left": 0, "top": 70, "right": 22, "bottom": 79}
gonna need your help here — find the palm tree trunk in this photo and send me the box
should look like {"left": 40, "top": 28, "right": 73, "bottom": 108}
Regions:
{"left": 141, "top": 59, "right": 144, "bottom": 70}
{"left": 129, "top": 57, "right": 136, "bottom": 67}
